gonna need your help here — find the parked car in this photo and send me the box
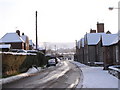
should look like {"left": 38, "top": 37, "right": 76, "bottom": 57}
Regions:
{"left": 17, "top": 49, "right": 27, "bottom": 53}
{"left": 47, "top": 59, "right": 56, "bottom": 67}
{"left": 9, "top": 49, "right": 18, "bottom": 52}
{"left": 26, "top": 50, "right": 38, "bottom": 53}
{"left": 46, "top": 55, "right": 61, "bottom": 67}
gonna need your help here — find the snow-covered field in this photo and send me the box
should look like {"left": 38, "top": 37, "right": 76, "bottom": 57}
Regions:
{"left": 72, "top": 61, "right": 119, "bottom": 88}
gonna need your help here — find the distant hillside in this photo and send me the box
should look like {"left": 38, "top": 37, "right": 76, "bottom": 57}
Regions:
{"left": 39, "top": 42, "right": 75, "bottom": 50}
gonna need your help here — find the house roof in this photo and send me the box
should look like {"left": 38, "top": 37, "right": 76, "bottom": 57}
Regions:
{"left": 77, "top": 40, "right": 80, "bottom": 49}
{"left": 0, "top": 44, "right": 11, "bottom": 49}
{"left": 81, "top": 38, "right": 84, "bottom": 47}
{"left": 85, "top": 33, "right": 106, "bottom": 45}
{"left": 84, "top": 33, "right": 118, "bottom": 46}
{"left": 102, "top": 34, "right": 118, "bottom": 46}
{"left": 77, "top": 38, "right": 84, "bottom": 49}
{"left": 0, "top": 33, "right": 24, "bottom": 43}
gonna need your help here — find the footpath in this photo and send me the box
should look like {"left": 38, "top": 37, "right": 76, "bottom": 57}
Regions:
{"left": 71, "top": 61, "right": 119, "bottom": 89}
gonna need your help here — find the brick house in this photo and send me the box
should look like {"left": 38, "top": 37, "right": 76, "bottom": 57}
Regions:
{"left": 102, "top": 34, "right": 119, "bottom": 69}
{"left": 0, "top": 30, "right": 30, "bottom": 50}
{"left": 76, "top": 22, "right": 105, "bottom": 65}
{"left": 84, "top": 33, "right": 104, "bottom": 65}
{"left": 0, "top": 32, "right": 25, "bottom": 49}
{"left": 79, "top": 38, "right": 84, "bottom": 63}
{"left": 75, "top": 40, "right": 80, "bottom": 62}
{"left": 75, "top": 22, "right": 120, "bottom": 69}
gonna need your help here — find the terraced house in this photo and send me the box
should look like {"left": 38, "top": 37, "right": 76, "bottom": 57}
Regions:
{"left": 102, "top": 34, "right": 119, "bottom": 69}
{"left": 75, "top": 22, "right": 120, "bottom": 69}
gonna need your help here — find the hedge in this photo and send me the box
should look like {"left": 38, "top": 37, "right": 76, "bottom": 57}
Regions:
{"left": 2, "top": 51, "right": 47, "bottom": 77}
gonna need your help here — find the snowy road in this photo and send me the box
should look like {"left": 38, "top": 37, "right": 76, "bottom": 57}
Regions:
{"left": 2, "top": 60, "right": 82, "bottom": 89}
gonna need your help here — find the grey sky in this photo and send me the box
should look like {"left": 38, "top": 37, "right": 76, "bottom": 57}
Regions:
{"left": 0, "top": 0, "right": 119, "bottom": 43}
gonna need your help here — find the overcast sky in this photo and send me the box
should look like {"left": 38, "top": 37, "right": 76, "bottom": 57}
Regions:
{"left": 0, "top": 0, "right": 119, "bottom": 44}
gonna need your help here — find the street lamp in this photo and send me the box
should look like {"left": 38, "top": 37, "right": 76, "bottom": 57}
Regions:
{"left": 108, "top": 7, "right": 120, "bottom": 40}
{"left": 108, "top": 6, "right": 120, "bottom": 81}
{"left": 108, "top": 7, "right": 120, "bottom": 10}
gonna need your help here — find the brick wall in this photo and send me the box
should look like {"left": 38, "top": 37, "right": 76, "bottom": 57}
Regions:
{"left": 5, "top": 42, "right": 24, "bottom": 49}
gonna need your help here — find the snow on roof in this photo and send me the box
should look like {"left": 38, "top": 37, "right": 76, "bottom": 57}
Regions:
{"left": 102, "top": 34, "right": 118, "bottom": 46}
{"left": 0, "top": 44, "right": 11, "bottom": 48}
{"left": 21, "top": 35, "right": 27, "bottom": 42}
{"left": 77, "top": 40, "right": 80, "bottom": 49}
{"left": 85, "top": 33, "right": 106, "bottom": 45}
{"left": 81, "top": 38, "right": 84, "bottom": 47}
{"left": 77, "top": 38, "right": 84, "bottom": 49}
{"left": 0, "top": 33, "right": 24, "bottom": 43}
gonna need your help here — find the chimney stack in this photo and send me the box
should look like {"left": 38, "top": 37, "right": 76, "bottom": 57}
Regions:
{"left": 90, "top": 29, "right": 96, "bottom": 33}
{"left": 22, "top": 33, "right": 24, "bottom": 35}
{"left": 97, "top": 22, "right": 104, "bottom": 33}
{"left": 16, "top": 30, "right": 20, "bottom": 36}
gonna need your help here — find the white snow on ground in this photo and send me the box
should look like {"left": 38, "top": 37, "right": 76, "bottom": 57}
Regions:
{"left": 1, "top": 67, "right": 41, "bottom": 84}
{"left": 0, "top": 52, "right": 37, "bottom": 55}
{"left": 71, "top": 61, "right": 119, "bottom": 88}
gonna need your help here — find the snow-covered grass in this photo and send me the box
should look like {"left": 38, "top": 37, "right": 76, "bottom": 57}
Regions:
{"left": 71, "top": 61, "right": 119, "bottom": 88}
{"left": 1, "top": 67, "right": 41, "bottom": 84}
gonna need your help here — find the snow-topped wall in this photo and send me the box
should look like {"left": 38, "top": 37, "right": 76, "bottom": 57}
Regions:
{"left": 1, "top": 51, "right": 47, "bottom": 78}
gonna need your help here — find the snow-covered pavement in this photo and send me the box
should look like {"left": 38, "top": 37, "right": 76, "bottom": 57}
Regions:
{"left": 72, "top": 61, "right": 119, "bottom": 88}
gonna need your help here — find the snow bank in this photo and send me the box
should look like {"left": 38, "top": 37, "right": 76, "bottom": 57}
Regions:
{"left": 1, "top": 67, "right": 41, "bottom": 84}
{"left": 0, "top": 52, "right": 36, "bottom": 55}
{"left": 71, "top": 61, "right": 119, "bottom": 88}
{"left": 109, "top": 66, "right": 120, "bottom": 72}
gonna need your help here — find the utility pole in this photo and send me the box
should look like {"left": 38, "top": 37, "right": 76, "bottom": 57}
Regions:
{"left": 55, "top": 45, "right": 57, "bottom": 56}
{"left": 36, "top": 11, "right": 38, "bottom": 50}
{"left": 75, "top": 40, "right": 77, "bottom": 53}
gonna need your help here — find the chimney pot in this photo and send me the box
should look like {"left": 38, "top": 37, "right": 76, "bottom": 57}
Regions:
{"left": 90, "top": 29, "right": 96, "bottom": 33}
{"left": 16, "top": 30, "right": 20, "bottom": 36}
{"left": 22, "top": 33, "right": 24, "bottom": 35}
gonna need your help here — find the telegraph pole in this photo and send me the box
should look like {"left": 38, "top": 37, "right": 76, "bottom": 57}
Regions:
{"left": 36, "top": 11, "right": 38, "bottom": 50}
